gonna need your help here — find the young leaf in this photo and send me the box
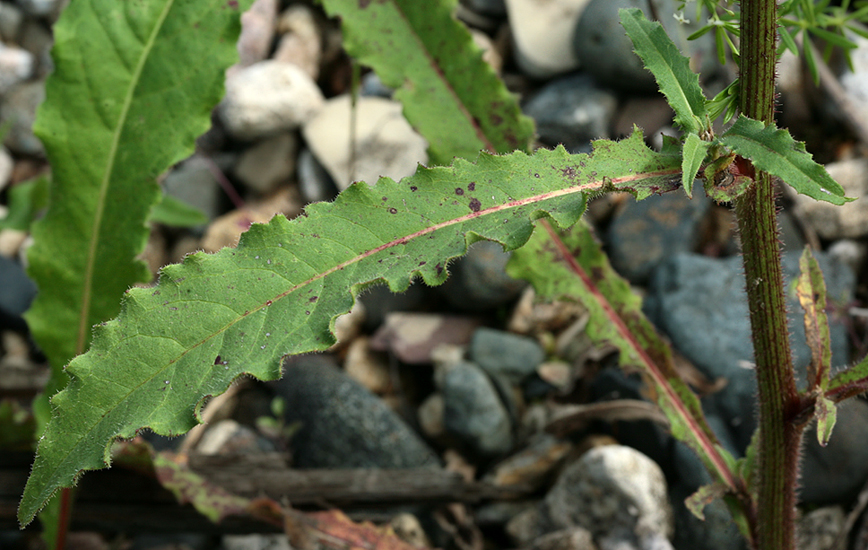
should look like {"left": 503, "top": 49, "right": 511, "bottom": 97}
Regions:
{"left": 796, "top": 246, "right": 832, "bottom": 391}
{"left": 25, "top": 0, "right": 251, "bottom": 411}
{"left": 619, "top": 8, "right": 709, "bottom": 135}
{"left": 149, "top": 194, "right": 209, "bottom": 228}
{"left": 719, "top": 116, "right": 852, "bottom": 205}
{"left": 815, "top": 395, "right": 837, "bottom": 447}
{"left": 681, "top": 133, "right": 712, "bottom": 197}
{"left": 826, "top": 352, "right": 868, "bottom": 403}
{"left": 18, "top": 131, "right": 684, "bottom": 526}
{"left": 506, "top": 221, "right": 741, "bottom": 496}
{"left": 685, "top": 482, "right": 728, "bottom": 520}
{"left": 320, "top": 0, "right": 534, "bottom": 164}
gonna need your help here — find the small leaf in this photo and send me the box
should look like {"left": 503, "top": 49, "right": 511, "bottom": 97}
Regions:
{"left": 685, "top": 482, "right": 728, "bottom": 520}
{"left": 619, "top": 8, "right": 709, "bottom": 134}
{"left": 720, "top": 116, "right": 852, "bottom": 205}
{"left": 815, "top": 395, "right": 837, "bottom": 446}
{"left": 796, "top": 246, "right": 832, "bottom": 391}
{"left": 0, "top": 176, "right": 49, "bottom": 231}
{"left": 681, "top": 133, "right": 712, "bottom": 198}
{"left": 827, "top": 353, "right": 868, "bottom": 402}
{"left": 149, "top": 194, "right": 209, "bottom": 228}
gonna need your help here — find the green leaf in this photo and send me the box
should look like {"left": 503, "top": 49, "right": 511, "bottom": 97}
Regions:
{"left": 506, "top": 220, "right": 741, "bottom": 496}
{"left": 619, "top": 8, "right": 709, "bottom": 135}
{"left": 681, "top": 133, "right": 712, "bottom": 198}
{"left": 685, "top": 482, "right": 728, "bottom": 520}
{"left": 827, "top": 353, "right": 868, "bottom": 402}
{"left": 796, "top": 246, "right": 832, "bottom": 392}
{"left": 150, "top": 194, "right": 209, "bottom": 228}
{"left": 720, "top": 116, "right": 852, "bottom": 205}
{"left": 320, "top": 0, "right": 534, "bottom": 164}
{"left": 18, "top": 130, "right": 685, "bottom": 526}
{"left": 24, "top": 0, "right": 251, "bottom": 416}
{"left": 0, "top": 176, "right": 49, "bottom": 231}
{"left": 815, "top": 395, "right": 837, "bottom": 447}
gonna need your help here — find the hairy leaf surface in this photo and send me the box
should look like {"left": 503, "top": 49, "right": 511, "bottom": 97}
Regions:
{"left": 19, "top": 131, "right": 682, "bottom": 525}
{"left": 620, "top": 8, "right": 708, "bottom": 135}
{"left": 25, "top": 0, "right": 250, "bottom": 407}
{"left": 720, "top": 116, "right": 851, "bottom": 205}
{"left": 506, "top": 220, "right": 740, "bottom": 494}
{"left": 320, "top": 0, "right": 534, "bottom": 164}
{"left": 796, "top": 247, "right": 831, "bottom": 391}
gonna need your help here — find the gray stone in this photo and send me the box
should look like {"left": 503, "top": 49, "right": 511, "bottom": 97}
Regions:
{"left": 462, "top": 0, "right": 507, "bottom": 16}
{"left": 669, "top": 483, "right": 747, "bottom": 550}
{"left": 506, "top": 0, "right": 591, "bottom": 78}
{"left": 469, "top": 327, "right": 545, "bottom": 383}
{"left": 0, "top": 2, "right": 24, "bottom": 42}
{"left": 236, "top": 0, "right": 277, "bottom": 69}
{"left": 796, "top": 506, "right": 845, "bottom": 550}
{"left": 605, "top": 183, "right": 710, "bottom": 283}
{"left": 220, "top": 61, "right": 324, "bottom": 140}
{"left": 18, "top": 18, "right": 52, "bottom": 77}
{"left": 645, "top": 251, "right": 855, "bottom": 450}
{"left": 573, "top": 0, "right": 717, "bottom": 93}
{"left": 523, "top": 73, "right": 617, "bottom": 152}
{"left": 791, "top": 158, "right": 868, "bottom": 239}
{"left": 0, "top": 44, "right": 33, "bottom": 96}
{"left": 16, "top": 0, "right": 63, "bottom": 17}
{"left": 1, "top": 79, "right": 44, "bottom": 155}
{"left": 162, "top": 155, "right": 224, "bottom": 223}
{"left": 0, "top": 146, "right": 12, "bottom": 191}
{"left": 0, "top": 254, "right": 36, "bottom": 332}
{"left": 442, "top": 362, "right": 514, "bottom": 457}
{"left": 234, "top": 132, "right": 298, "bottom": 194}
{"left": 544, "top": 446, "right": 673, "bottom": 547}
{"left": 274, "top": 4, "right": 322, "bottom": 80}
{"left": 273, "top": 355, "right": 440, "bottom": 469}
{"left": 437, "top": 240, "right": 526, "bottom": 312}
{"left": 360, "top": 72, "right": 393, "bottom": 99}
{"left": 297, "top": 147, "right": 339, "bottom": 203}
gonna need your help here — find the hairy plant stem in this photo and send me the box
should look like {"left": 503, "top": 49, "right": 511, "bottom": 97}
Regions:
{"left": 735, "top": 1, "right": 805, "bottom": 549}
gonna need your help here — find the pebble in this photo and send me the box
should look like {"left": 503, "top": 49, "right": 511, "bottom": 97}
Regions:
{"left": 18, "top": 18, "right": 52, "bottom": 77}
{"left": 437, "top": 240, "right": 526, "bottom": 312}
{"left": 302, "top": 95, "right": 427, "bottom": 191}
{"left": 16, "top": 0, "right": 63, "bottom": 18}
{"left": 791, "top": 158, "right": 868, "bottom": 239}
{"left": 343, "top": 336, "right": 391, "bottom": 395}
{"left": 0, "top": 44, "right": 33, "bottom": 96}
{"left": 235, "top": 0, "right": 277, "bottom": 70}
{"left": 220, "top": 60, "right": 324, "bottom": 140}
{"left": 796, "top": 506, "right": 845, "bottom": 550}
{"left": 484, "top": 434, "right": 572, "bottom": 488}
{"left": 0, "top": 2, "right": 24, "bottom": 42}
{"left": 839, "top": 32, "right": 868, "bottom": 105}
{"left": 530, "top": 528, "right": 599, "bottom": 550}
{"left": 273, "top": 355, "right": 440, "bottom": 468}
{"left": 201, "top": 187, "right": 302, "bottom": 252}
{"left": 645, "top": 251, "right": 855, "bottom": 451}
{"left": 195, "top": 419, "right": 274, "bottom": 455}
{"left": 161, "top": 155, "right": 224, "bottom": 223}
{"left": 544, "top": 445, "right": 673, "bottom": 548}
{"left": 469, "top": 327, "right": 545, "bottom": 384}
{"left": 573, "top": 0, "right": 717, "bottom": 93}
{"left": 370, "top": 312, "right": 481, "bottom": 364}
{"left": 442, "top": 361, "right": 514, "bottom": 458}
{"left": 0, "top": 147, "right": 12, "bottom": 192}
{"left": 505, "top": 0, "right": 591, "bottom": 78}
{"left": 417, "top": 392, "right": 446, "bottom": 439}
{"left": 470, "top": 28, "right": 503, "bottom": 74}
{"left": 668, "top": 482, "right": 747, "bottom": 550}
{"left": 296, "top": 146, "right": 339, "bottom": 203}
{"left": 522, "top": 73, "right": 617, "bottom": 152}
{"left": 0, "top": 254, "right": 36, "bottom": 332}
{"left": 463, "top": 0, "right": 507, "bottom": 16}
{"left": 0, "top": 79, "right": 44, "bottom": 155}
{"left": 274, "top": 4, "right": 322, "bottom": 80}
{"left": 233, "top": 131, "right": 298, "bottom": 194}
{"left": 222, "top": 534, "right": 291, "bottom": 550}
{"left": 605, "top": 182, "right": 710, "bottom": 283}
{"left": 360, "top": 71, "right": 394, "bottom": 99}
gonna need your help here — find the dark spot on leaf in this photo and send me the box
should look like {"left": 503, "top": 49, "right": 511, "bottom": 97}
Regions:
{"left": 389, "top": 207, "right": 398, "bottom": 214}
{"left": 534, "top": 173, "right": 540, "bottom": 178}
{"left": 410, "top": 186, "right": 418, "bottom": 191}
{"left": 436, "top": 263, "right": 443, "bottom": 275}
{"left": 419, "top": 261, "right": 426, "bottom": 266}
{"left": 266, "top": 300, "right": 273, "bottom": 306}
{"left": 214, "top": 356, "right": 222, "bottom": 365}
{"left": 469, "top": 198, "right": 481, "bottom": 212}
{"left": 309, "top": 296, "right": 318, "bottom": 302}
{"left": 455, "top": 188, "right": 464, "bottom": 195}
{"left": 468, "top": 182, "right": 475, "bottom": 191}
{"left": 490, "top": 113, "right": 503, "bottom": 126}
{"left": 226, "top": 0, "right": 238, "bottom": 7}
{"left": 305, "top": 311, "right": 311, "bottom": 315}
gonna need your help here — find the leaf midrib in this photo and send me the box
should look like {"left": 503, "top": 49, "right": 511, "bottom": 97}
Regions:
{"left": 77, "top": 0, "right": 176, "bottom": 356}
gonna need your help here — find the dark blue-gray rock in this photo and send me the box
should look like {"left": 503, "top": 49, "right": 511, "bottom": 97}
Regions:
{"left": 469, "top": 327, "right": 545, "bottom": 383}
{"left": 669, "top": 482, "right": 747, "bottom": 550}
{"left": 360, "top": 71, "right": 394, "bottom": 98}
{"left": 605, "top": 183, "right": 710, "bottom": 284}
{"left": 442, "top": 362, "right": 514, "bottom": 458}
{"left": 461, "top": 0, "right": 506, "bottom": 16}
{"left": 437, "top": 240, "right": 526, "bottom": 312}
{"left": 522, "top": 73, "right": 617, "bottom": 152}
{"left": 573, "top": 0, "right": 717, "bottom": 93}
{"left": 800, "top": 398, "right": 868, "bottom": 503}
{"left": 273, "top": 355, "right": 440, "bottom": 469}
{"left": 645, "top": 250, "right": 855, "bottom": 451}
{"left": 162, "top": 155, "right": 226, "bottom": 223}
{"left": 1, "top": 79, "right": 44, "bottom": 155}
{"left": 0, "top": 255, "right": 36, "bottom": 332}
{"left": 297, "top": 147, "right": 339, "bottom": 203}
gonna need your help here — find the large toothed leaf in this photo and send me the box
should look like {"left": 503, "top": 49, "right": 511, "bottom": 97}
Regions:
{"left": 620, "top": 8, "right": 709, "bottom": 135}
{"left": 25, "top": 0, "right": 251, "bottom": 409}
{"left": 720, "top": 116, "right": 851, "bottom": 205}
{"left": 319, "top": 0, "right": 534, "bottom": 164}
{"left": 506, "top": 221, "right": 740, "bottom": 494}
{"left": 18, "top": 130, "right": 683, "bottom": 525}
